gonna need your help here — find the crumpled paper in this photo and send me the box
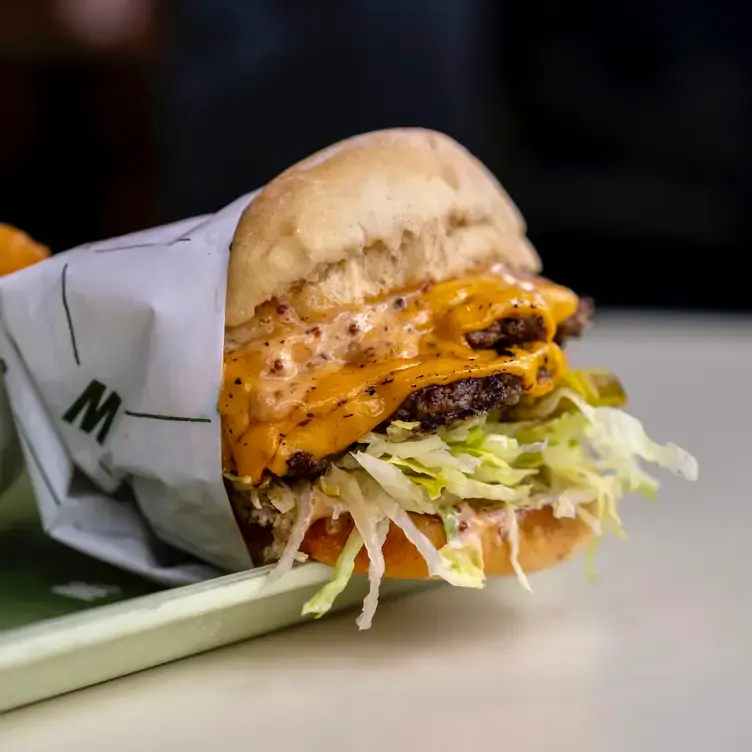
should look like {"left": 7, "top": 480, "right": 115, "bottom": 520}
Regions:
{"left": 0, "top": 191, "right": 260, "bottom": 586}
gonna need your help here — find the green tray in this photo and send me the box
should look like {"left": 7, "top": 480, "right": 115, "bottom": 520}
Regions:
{"left": 0, "top": 472, "right": 432, "bottom": 713}
{"left": 0, "top": 473, "right": 160, "bottom": 632}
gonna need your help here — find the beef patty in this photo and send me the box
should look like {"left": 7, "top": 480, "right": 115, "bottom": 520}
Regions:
{"left": 554, "top": 297, "right": 593, "bottom": 345}
{"left": 467, "top": 296, "right": 593, "bottom": 351}
{"left": 465, "top": 315, "right": 547, "bottom": 350}
{"left": 284, "top": 373, "right": 524, "bottom": 480}
{"left": 283, "top": 298, "right": 594, "bottom": 480}
{"left": 391, "top": 372, "right": 523, "bottom": 428}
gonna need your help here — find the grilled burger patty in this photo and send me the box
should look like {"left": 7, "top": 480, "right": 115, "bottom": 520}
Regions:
{"left": 465, "top": 316, "right": 547, "bottom": 350}
{"left": 391, "top": 372, "right": 523, "bottom": 428}
{"left": 467, "top": 296, "right": 593, "bottom": 351}
{"left": 285, "top": 372, "right": 523, "bottom": 480}
{"left": 281, "top": 300, "right": 594, "bottom": 481}
{"left": 554, "top": 296, "right": 593, "bottom": 345}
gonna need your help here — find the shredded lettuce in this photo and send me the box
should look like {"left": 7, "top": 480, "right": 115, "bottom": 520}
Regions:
{"left": 506, "top": 501, "right": 532, "bottom": 592}
{"left": 439, "top": 542, "right": 486, "bottom": 588}
{"left": 263, "top": 370, "right": 697, "bottom": 627}
{"left": 301, "top": 528, "right": 364, "bottom": 618}
{"left": 370, "top": 483, "right": 486, "bottom": 589}
{"left": 437, "top": 505, "right": 486, "bottom": 587}
{"left": 326, "top": 466, "right": 391, "bottom": 630}
{"left": 267, "top": 488, "right": 314, "bottom": 584}
{"left": 358, "top": 516, "right": 390, "bottom": 630}
{"left": 350, "top": 453, "right": 434, "bottom": 513}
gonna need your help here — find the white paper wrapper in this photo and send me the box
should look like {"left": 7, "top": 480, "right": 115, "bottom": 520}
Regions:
{"left": 0, "top": 192, "right": 260, "bottom": 586}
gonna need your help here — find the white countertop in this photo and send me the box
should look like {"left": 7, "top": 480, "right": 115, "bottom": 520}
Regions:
{"left": 1, "top": 312, "right": 751, "bottom": 751}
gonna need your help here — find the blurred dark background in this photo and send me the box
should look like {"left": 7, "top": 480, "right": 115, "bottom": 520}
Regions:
{"left": 1, "top": 1, "right": 748, "bottom": 309}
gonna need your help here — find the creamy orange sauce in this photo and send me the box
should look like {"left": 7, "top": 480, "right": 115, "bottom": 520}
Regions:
{"left": 221, "top": 266, "right": 579, "bottom": 483}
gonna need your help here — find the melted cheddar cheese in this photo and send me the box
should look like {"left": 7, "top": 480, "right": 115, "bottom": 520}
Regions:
{"left": 220, "top": 266, "right": 579, "bottom": 484}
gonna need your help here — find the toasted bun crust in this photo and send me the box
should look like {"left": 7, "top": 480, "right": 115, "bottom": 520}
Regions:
{"left": 225, "top": 128, "right": 540, "bottom": 329}
{"left": 300, "top": 506, "right": 594, "bottom": 580}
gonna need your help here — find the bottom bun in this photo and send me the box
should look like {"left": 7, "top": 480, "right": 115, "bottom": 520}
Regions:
{"left": 300, "top": 505, "right": 595, "bottom": 580}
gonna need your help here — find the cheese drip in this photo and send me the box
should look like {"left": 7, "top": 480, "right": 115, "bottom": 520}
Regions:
{"left": 221, "top": 267, "right": 579, "bottom": 483}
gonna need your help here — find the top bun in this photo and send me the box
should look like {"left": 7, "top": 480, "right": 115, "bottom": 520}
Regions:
{"left": 225, "top": 128, "right": 540, "bottom": 329}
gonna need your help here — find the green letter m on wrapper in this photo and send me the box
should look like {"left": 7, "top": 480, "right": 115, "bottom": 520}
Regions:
{"left": 62, "top": 380, "right": 122, "bottom": 445}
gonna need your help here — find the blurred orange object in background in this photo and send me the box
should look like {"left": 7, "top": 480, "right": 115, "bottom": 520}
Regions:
{"left": 0, "top": 223, "right": 50, "bottom": 276}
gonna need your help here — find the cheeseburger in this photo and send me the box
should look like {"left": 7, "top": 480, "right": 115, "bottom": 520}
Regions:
{"left": 220, "top": 129, "right": 697, "bottom": 628}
